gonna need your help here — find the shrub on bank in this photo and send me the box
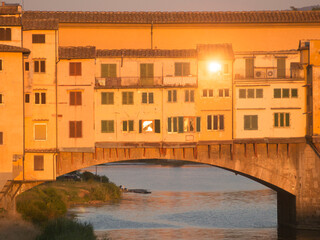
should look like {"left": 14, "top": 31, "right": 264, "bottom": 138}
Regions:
{"left": 81, "top": 171, "right": 109, "bottom": 183}
{"left": 16, "top": 187, "right": 67, "bottom": 226}
{"left": 36, "top": 218, "right": 96, "bottom": 240}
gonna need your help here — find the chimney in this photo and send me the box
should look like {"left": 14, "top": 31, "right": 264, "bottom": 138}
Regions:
{"left": 1, "top": 2, "right": 5, "bottom": 7}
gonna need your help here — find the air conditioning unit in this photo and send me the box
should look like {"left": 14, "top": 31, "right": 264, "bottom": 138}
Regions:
{"left": 254, "top": 69, "right": 266, "bottom": 79}
{"left": 266, "top": 69, "right": 277, "bottom": 78}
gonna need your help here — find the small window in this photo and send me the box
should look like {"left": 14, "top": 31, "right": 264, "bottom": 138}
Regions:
{"left": 123, "top": 120, "right": 134, "bottom": 132}
{"left": 101, "top": 92, "right": 114, "bottom": 105}
{"left": 175, "top": 62, "right": 190, "bottom": 76}
{"left": 274, "top": 113, "right": 290, "bottom": 127}
{"left": 101, "top": 64, "right": 117, "bottom": 78}
{"left": 0, "top": 94, "right": 3, "bottom": 104}
{"left": 70, "top": 91, "right": 82, "bottom": 106}
{"left": 142, "top": 92, "right": 147, "bottom": 103}
{"left": 239, "top": 89, "right": 246, "bottom": 99}
{"left": 274, "top": 89, "right": 281, "bottom": 98}
{"left": 203, "top": 89, "right": 207, "bottom": 97}
{"left": 34, "top": 124, "right": 46, "bottom": 141}
{"left": 0, "top": 28, "right": 11, "bottom": 41}
{"left": 34, "top": 155, "right": 44, "bottom": 171}
{"left": 291, "top": 89, "right": 298, "bottom": 98}
{"left": 101, "top": 120, "right": 114, "bottom": 133}
{"left": 69, "top": 121, "right": 82, "bottom": 138}
{"left": 69, "top": 62, "right": 82, "bottom": 76}
{"left": 282, "top": 89, "right": 290, "bottom": 98}
{"left": 34, "top": 60, "right": 46, "bottom": 73}
{"left": 244, "top": 115, "right": 258, "bottom": 130}
{"left": 32, "top": 34, "right": 45, "bottom": 44}
{"left": 35, "top": 92, "right": 46, "bottom": 104}
{"left": 25, "top": 62, "right": 29, "bottom": 71}
{"left": 219, "top": 89, "right": 223, "bottom": 97}
{"left": 247, "top": 89, "right": 254, "bottom": 98}
{"left": 207, "top": 115, "right": 224, "bottom": 131}
{"left": 122, "top": 92, "right": 134, "bottom": 105}
{"left": 25, "top": 93, "right": 30, "bottom": 103}
{"left": 168, "top": 90, "right": 177, "bottom": 103}
{"left": 141, "top": 120, "right": 154, "bottom": 133}
{"left": 185, "top": 90, "right": 194, "bottom": 102}
{"left": 209, "top": 89, "right": 213, "bottom": 97}
{"left": 256, "top": 89, "right": 263, "bottom": 98}
{"left": 140, "top": 63, "right": 154, "bottom": 86}
{"left": 0, "top": 59, "right": 2, "bottom": 71}
{"left": 224, "top": 89, "right": 230, "bottom": 97}
{"left": 0, "top": 132, "right": 3, "bottom": 145}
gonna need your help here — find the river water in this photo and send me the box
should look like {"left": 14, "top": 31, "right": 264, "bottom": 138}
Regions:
{"left": 70, "top": 164, "right": 320, "bottom": 240}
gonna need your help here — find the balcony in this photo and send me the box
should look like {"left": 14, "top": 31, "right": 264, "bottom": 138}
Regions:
{"left": 95, "top": 76, "right": 197, "bottom": 88}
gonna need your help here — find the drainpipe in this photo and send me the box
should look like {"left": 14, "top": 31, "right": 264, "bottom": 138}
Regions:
{"left": 151, "top": 21, "right": 153, "bottom": 49}
{"left": 55, "top": 29, "right": 60, "bottom": 179}
{"left": 21, "top": 8, "right": 25, "bottom": 181}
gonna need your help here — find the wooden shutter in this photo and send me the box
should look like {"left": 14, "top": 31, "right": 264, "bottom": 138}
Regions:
{"left": 76, "top": 63, "right": 81, "bottom": 76}
{"left": 35, "top": 93, "right": 40, "bottom": 104}
{"left": 25, "top": 94, "right": 30, "bottom": 103}
{"left": 207, "top": 115, "right": 212, "bottom": 130}
{"left": 109, "top": 120, "right": 114, "bottom": 133}
{"left": 110, "top": 64, "right": 117, "bottom": 77}
{"left": 5, "top": 28, "right": 11, "bottom": 41}
{"left": 101, "top": 64, "right": 109, "bottom": 78}
{"left": 173, "top": 90, "right": 177, "bottom": 102}
{"left": 244, "top": 116, "right": 250, "bottom": 130}
{"left": 101, "top": 92, "right": 107, "bottom": 104}
{"left": 40, "top": 61, "right": 45, "bottom": 72}
{"left": 282, "top": 89, "right": 289, "bottom": 98}
{"left": 0, "top": 132, "right": 2, "bottom": 145}
{"left": 245, "top": 58, "right": 254, "bottom": 78}
{"left": 173, "top": 117, "right": 178, "bottom": 132}
{"left": 183, "top": 63, "right": 190, "bottom": 76}
{"left": 108, "top": 92, "right": 114, "bottom": 104}
{"left": 76, "top": 121, "right": 82, "bottom": 137}
{"left": 213, "top": 115, "right": 218, "bottom": 130}
{"left": 274, "top": 113, "right": 279, "bottom": 127}
{"left": 185, "top": 90, "right": 189, "bottom": 102}
{"left": 203, "top": 89, "right": 207, "bottom": 97}
{"left": 149, "top": 92, "right": 154, "bottom": 104}
{"left": 69, "top": 121, "right": 75, "bottom": 137}
{"left": 175, "top": 63, "right": 182, "bottom": 76}
{"left": 168, "top": 118, "right": 172, "bottom": 132}
{"left": 34, "top": 155, "right": 44, "bottom": 171}
{"left": 41, "top": 93, "right": 46, "bottom": 104}
{"left": 122, "top": 92, "right": 127, "bottom": 104}
{"left": 285, "top": 113, "right": 290, "bottom": 127}
{"left": 190, "top": 90, "right": 194, "bottom": 102}
{"left": 196, "top": 117, "right": 201, "bottom": 132}
{"left": 140, "top": 64, "right": 147, "bottom": 78}
{"left": 168, "top": 90, "right": 172, "bottom": 102}
{"left": 101, "top": 120, "right": 107, "bottom": 133}
{"left": 139, "top": 120, "right": 142, "bottom": 133}
{"left": 155, "top": 119, "right": 160, "bottom": 133}
{"left": 69, "top": 63, "right": 75, "bottom": 76}
{"left": 34, "top": 61, "right": 39, "bottom": 72}
{"left": 123, "top": 121, "right": 128, "bottom": 131}
{"left": 274, "top": 89, "right": 281, "bottom": 98}
{"left": 35, "top": 124, "right": 46, "bottom": 140}
{"left": 280, "top": 113, "right": 284, "bottom": 127}
{"left": 256, "top": 89, "right": 263, "bottom": 98}
{"left": 129, "top": 120, "right": 134, "bottom": 131}
{"left": 128, "top": 92, "right": 134, "bottom": 104}
{"left": 76, "top": 92, "right": 82, "bottom": 105}
{"left": 178, "top": 117, "right": 184, "bottom": 133}
{"left": 25, "top": 62, "right": 29, "bottom": 71}
{"left": 277, "top": 58, "right": 286, "bottom": 78}
{"left": 142, "top": 92, "right": 148, "bottom": 103}
{"left": 247, "top": 89, "right": 254, "bottom": 98}
{"left": 239, "top": 89, "right": 246, "bottom": 98}
{"left": 291, "top": 89, "right": 298, "bottom": 98}
{"left": 252, "top": 116, "right": 258, "bottom": 130}
{"left": 219, "top": 115, "right": 224, "bottom": 130}
{"left": 0, "top": 29, "right": 4, "bottom": 40}
{"left": 70, "top": 92, "right": 75, "bottom": 105}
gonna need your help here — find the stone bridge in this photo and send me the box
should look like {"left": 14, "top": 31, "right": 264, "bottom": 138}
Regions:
{"left": 55, "top": 138, "right": 320, "bottom": 230}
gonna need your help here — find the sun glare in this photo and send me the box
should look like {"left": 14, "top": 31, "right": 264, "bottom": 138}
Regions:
{"left": 208, "top": 62, "right": 222, "bottom": 73}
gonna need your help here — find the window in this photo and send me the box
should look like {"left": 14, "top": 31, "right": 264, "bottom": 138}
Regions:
{"left": 183, "top": 117, "right": 196, "bottom": 133}
{"left": 245, "top": 58, "right": 254, "bottom": 78}
{"left": 256, "top": 89, "right": 263, "bottom": 98}
{"left": 101, "top": 120, "right": 114, "bottom": 133}
{"left": 122, "top": 92, "right": 134, "bottom": 105}
{"left": 69, "top": 62, "right": 81, "bottom": 76}
{"left": 142, "top": 92, "right": 154, "bottom": 104}
{"left": 34, "top": 60, "right": 45, "bottom": 73}
{"left": 168, "top": 117, "right": 179, "bottom": 133}
{"left": 25, "top": 94, "right": 30, "bottom": 103}
{"left": 185, "top": 90, "right": 194, "bottom": 102}
{"left": 207, "top": 115, "right": 224, "bottom": 131}
{"left": 244, "top": 115, "right": 258, "bottom": 130}
{"left": 123, "top": 120, "right": 134, "bottom": 132}
{"left": 277, "top": 58, "right": 286, "bottom": 78}
{"left": 140, "top": 63, "right": 154, "bottom": 86}
{"left": 0, "top": 59, "right": 2, "bottom": 70}
{"left": 0, "top": 94, "right": 3, "bottom": 104}
{"left": 239, "top": 89, "right": 263, "bottom": 99}
{"left": 168, "top": 90, "right": 177, "bottom": 102}
{"left": 34, "top": 124, "right": 46, "bottom": 141}
{"left": 25, "top": 62, "right": 29, "bottom": 71}
{"left": 101, "top": 92, "right": 114, "bottom": 105}
{"left": 273, "top": 88, "right": 298, "bottom": 98}
{"left": 101, "top": 64, "right": 116, "bottom": 78}
{"left": 139, "top": 119, "right": 160, "bottom": 133}
{"left": 203, "top": 89, "right": 214, "bottom": 97}
{"left": 239, "top": 89, "right": 246, "bottom": 99}
{"left": 175, "top": 62, "right": 190, "bottom": 76}
{"left": 247, "top": 89, "right": 254, "bottom": 98}
{"left": 70, "top": 91, "right": 82, "bottom": 106}
{"left": 274, "top": 113, "right": 290, "bottom": 127}
{"left": 35, "top": 92, "right": 46, "bottom": 104}
{"left": 32, "top": 34, "right": 45, "bottom": 43}
{"left": 0, "top": 28, "right": 11, "bottom": 41}
{"left": 69, "top": 121, "right": 82, "bottom": 138}
{"left": 218, "top": 89, "right": 230, "bottom": 97}
{"left": 0, "top": 132, "right": 3, "bottom": 145}
{"left": 34, "top": 155, "right": 44, "bottom": 171}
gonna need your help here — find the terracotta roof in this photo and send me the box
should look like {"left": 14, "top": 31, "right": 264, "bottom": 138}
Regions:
{"left": 22, "top": 11, "right": 320, "bottom": 24}
{"left": 197, "top": 44, "right": 234, "bottom": 60}
{"left": 0, "top": 16, "right": 21, "bottom": 26}
{"left": 0, "top": 44, "right": 30, "bottom": 53}
{"left": 22, "top": 19, "right": 59, "bottom": 30}
{"left": 96, "top": 49, "right": 197, "bottom": 58}
{"left": 0, "top": 4, "right": 20, "bottom": 15}
{"left": 59, "top": 46, "right": 96, "bottom": 59}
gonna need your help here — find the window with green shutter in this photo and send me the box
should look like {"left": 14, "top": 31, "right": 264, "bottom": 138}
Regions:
{"left": 155, "top": 119, "right": 161, "bottom": 133}
{"left": 245, "top": 58, "right": 254, "bottom": 78}
{"left": 274, "top": 113, "right": 279, "bottom": 127}
{"left": 173, "top": 117, "right": 178, "bottom": 132}
{"left": 247, "top": 89, "right": 254, "bottom": 98}
{"left": 277, "top": 58, "right": 286, "bottom": 78}
{"left": 149, "top": 92, "right": 154, "bottom": 104}
{"left": 175, "top": 62, "right": 190, "bottom": 76}
{"left": 282, "top": 89, "right": 289, "bottom": 98}
{"left": 122, "top": 92, "right": 134, "bottom": 105}
{"left": 207, "top": 115, "right": 212, "bottom": 130}
{"left": 140, "top": 63, "right": 154, "bottom": 86}
{"left": 101, "top": 120, "right": 114, "bottom": 133}
{"left": 291, "top": 88, "right": 298, "bottom": 98}
{"left": 239, "top": 89, "right": 246, "bottom": 99}
{"left": 101, "top": 64, "right": 117, "bottom": 78}
{"left": 123, "top": 121, "right": 128, "bottom": 132}
{"left": 244, "top": 115, "right": 258, "bottom": 130}
{"left": 256, "top": 89, "right": 263, "bottom": 98}
{"left": 122, "top": 120, "right": 134, "bottom": 132}
{"left": 178, "top": 117, "right": 184, "bottom": 133}
{"left": 274, "top": 113, "right": 290, "bottom": 128}
{"left": 196, "top": 117, "right": 201, "bottom": 132}
{"left": 129, "top": 120, "right": 134, "bottom": 131}
{"left": 274, "top": 89, "right": 281, "bottom": 98}
{"left": 142, "top": 92, "right": 148, "bottom": 103}
{"left": 101, "top": 92, "right": 114, "bottom": 105}
{"left": 168, "top": 118, "right": 172, "bottom": 132}
{"left": 285, "top": 113, "right": 290, "bottom": 127}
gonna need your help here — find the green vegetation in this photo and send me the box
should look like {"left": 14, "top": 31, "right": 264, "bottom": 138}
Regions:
{"left": 36, "top": 218, "right": 96, "bottom": 240}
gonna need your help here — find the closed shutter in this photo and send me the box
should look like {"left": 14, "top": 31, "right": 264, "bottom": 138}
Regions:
{"left": 173, "top": 90, "right": 177, "bottom": 102}
{"left": 196, "top": 117, "right": 201, "bottom": 132}
{"left": 34, "top": 155, "right": 44, "bottom": 171}
{"left": 123, "top": 121, "right": 128, "bottom": 131}
{"left": 69, "top": 121, "right": 75, "bottom": 137}
{"left": 286, "top": 113, "right": 290, "bottom": 127}
{"left": 190, "top": 90, "right": 194, "bottom": 102}
{"left": 109, "top": 120, "right": 114, "bottom": 133}
{"left": 140, "top": 64, "right": 154, "bottom": 86}
{"left": 239, "top": 89, "right": 246, "bottom": 98}
{"left": 142, "top": 92, "right": 148, "bottom": 103}
{"left": 101, "top": 64, "right": 109, "bottom": 78}
{"left": 168, "top": 91, "right": 172, "bottom": 102}
{"left": 139, "top": 120, "right": 142, "bottom": 133}
{"left": 168, "top": 118, "right": 172, "bottom": 132}
{"left": 178, "top": 117, "right": 184, "bottom": 133}
{"left": 245, "top": 58, "right": 254, "bottom": 78}
{"left": 70, "top": 92, "right": 75, "bottom": 105}
{"left": 101, "top": 92, "right": 107, "bottom": 104}
{"left": 0, "top": 60, "right": 2, "bottom": 71}
{"left": 277, "top": 58, "right": 286, "bottom": 78}
{"left": 108, "top": 92, "right": 114, "bottom": 104}
{"left": 274, "top": 113, "right": 279, "bottom": 127}
{"left": 280, "top": 113, "right": 284, "bottom": 127}
{"left": 207, "top": 115, "right": 212, "bottom": 130}
{"left": 291, "top": 89, "right": 298, "bottom": 98}
{"left": 5, "top": 28, "right": 11, "bottom": 41}
{"left": 155, "top": 119, "right": 160, "bottom": 133}
{"left": 129, "top": 120, "right": 134, "bottom": 131}
{"left": 101, "top": 120, "right": 107, "bottom": 133}
{"left": 256, "top": 89, "right": 263, "bottom": 98}
{"left": 41, "top": 93, "right": 46, "bottom": 104}
{"left": 149, "top": 92, "right": 154, "bottom": 104}
{"left": 244, "top": 116, "right": 250, "bottom": 130}
{"left": 40, "top": 61, "right": 45, "bottom": 72}
{"left": 213, "top": 115, "right": 218, "bottom": 130}
{"left": 122, "top": 92, "right": 127, "bottom": 104}
{"left": 69, "top": 63, "right": 74, "bottom": 75}
{"left": 247, "top": 89, "right": 254, "bottom": 98}
{"left": 35, "top": 93, "right": 40, "bottom": 104}
{"left": 109, "top": 64, "right": 116, "bottom": 77}
{"left": 252, "top": 116, "right": 258, "bottom": 130}
{"left": 274, "top": 89, "right": 281, "bottom": 98}
{"left": 185, "top": 90, "right": 189, "bottom": 102}
{"left": 77, "top": 63, "right": 82, "bottom": 76}
{"left": 183, "top": 63, "right": 190, "bottom": 76}
{"left": 282, "top": 89, "right": 289, "bottom": 98}
{"left": 76, "top": 121, "right": 82, "bottom": 137}
{"left": 173, "top": 117, "right": 178, "bottom": 132}
{"left": 203, "top": 89, "right": 207, "bottom": 97}
{"left": 34, "top": 61, "right": 39, "bottom": 72}
{"left": 219, "top": 115, "right": 224, "bottom": 130}
{"left": 175, "top": 63, "right": 182, "bottom": 76}
{"left": 0, "top": 132, "right": 2, "bottom": 145}
{"left": 128, "top": 92, "right": 134, "bottom": 104}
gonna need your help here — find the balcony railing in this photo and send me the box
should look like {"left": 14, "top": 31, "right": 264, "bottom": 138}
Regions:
{"left": 235, "top": 67, "right": 304, "bottom": 80}
{"left": 95, "top": 76, "right": 197, "bottom": 88}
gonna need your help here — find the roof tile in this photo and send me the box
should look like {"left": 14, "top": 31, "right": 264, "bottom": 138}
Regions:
{"left": 59, "top": 46, "right": 96, "bottom": 59}
{"left": 96, "top": 49, "right": 197, "bottom": 58}
{"left": 22, "top": 19, "right": 59, "bottom": 30}
{"left": 0, "top": 44, "right": 30, "bottom": 53}
{"left": 0, "top": 16, "right": 21, "bottom": 26}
